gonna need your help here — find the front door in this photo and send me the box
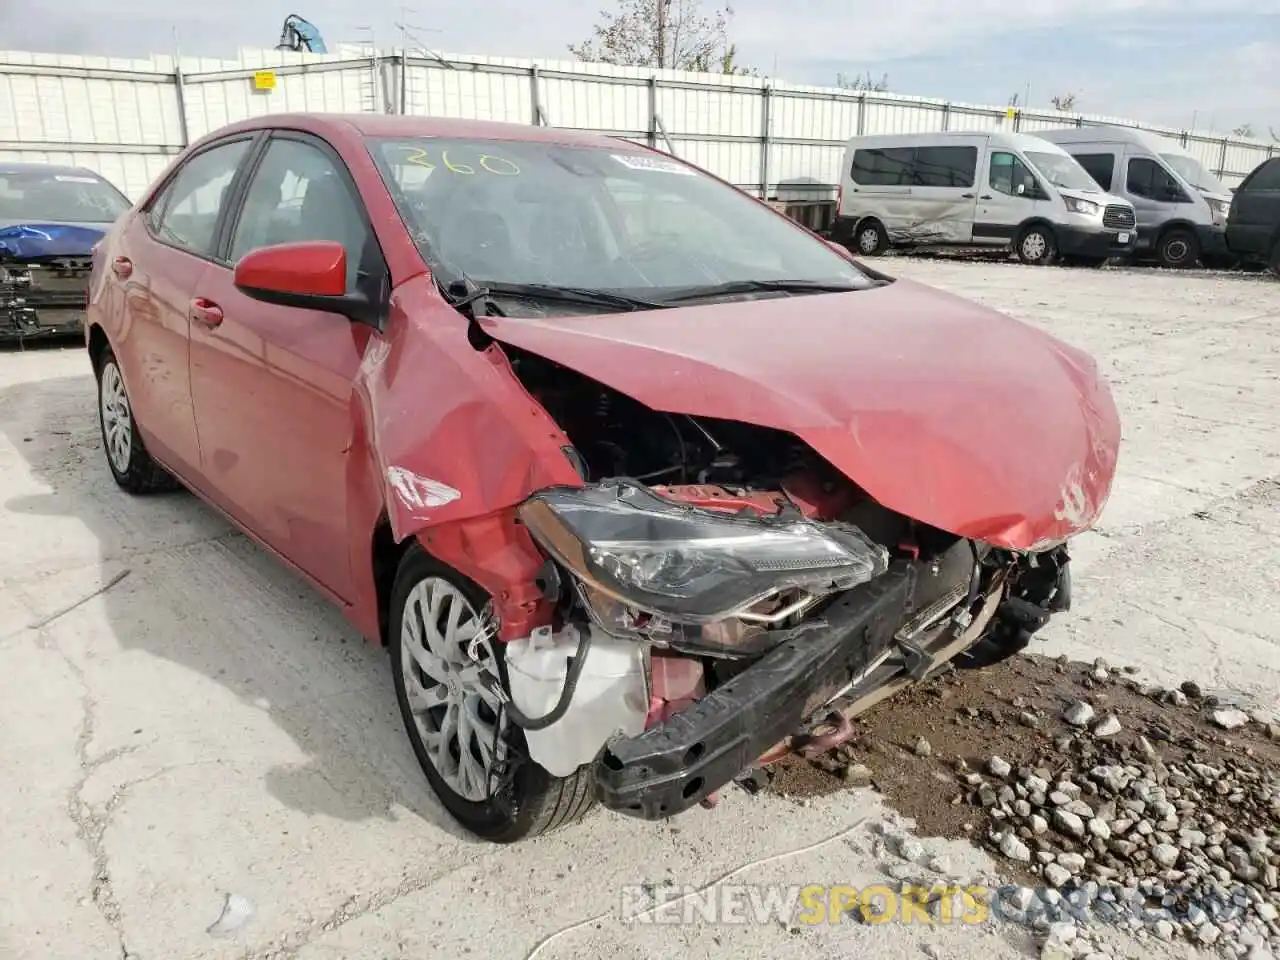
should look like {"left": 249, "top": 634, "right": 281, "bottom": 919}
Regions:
{"left": 975, "top": 149, "right": 1046, "bottom": 246}
{"left": 188, "top": 132, "right": 383, "bottom": 599}
{"left": 1123, "top": 152, "right": 1195, "bottom": 241}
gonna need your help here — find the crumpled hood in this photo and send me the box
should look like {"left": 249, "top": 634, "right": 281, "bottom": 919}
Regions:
{"left": 480, "top": 278, "right": 1121, "bottom": 551}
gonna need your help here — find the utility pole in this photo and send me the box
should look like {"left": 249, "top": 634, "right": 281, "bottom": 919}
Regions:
{"left": 656, "top": 0, "right": 668, "bottom": 69}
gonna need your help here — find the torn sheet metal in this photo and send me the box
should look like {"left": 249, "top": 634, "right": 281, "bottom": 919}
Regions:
{"left": 353, "top": 292, "right": 581, "bottom": 545}
{"left": 479, "top": 276, "right": 1121, "bottom": 552}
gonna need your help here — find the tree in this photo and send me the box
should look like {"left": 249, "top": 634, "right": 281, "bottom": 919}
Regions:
{"left": 569, "top": 0, "right": 750, "bottom": 73}
{"left": 1050, "top": 92, "right": 1077, "bottom": 111}
{"left": 836, "top": 71, "right": 889, "bottom": 92}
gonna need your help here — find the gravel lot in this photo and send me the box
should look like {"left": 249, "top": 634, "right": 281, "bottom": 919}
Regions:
{"left": 1, "top": 260, "right": 1277, "bottom": 960}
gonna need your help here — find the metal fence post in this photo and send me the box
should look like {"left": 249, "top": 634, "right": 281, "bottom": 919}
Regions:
{"left": 647, "top": 75, "right": 658, "bottom": 149}
{"left": 1217, "top": 137, "right": 1229, "bottom": 178}
{"left": 399, "top": 51, "right": 408, "bottom": 114}
{"left": 530, "top": 65, "right": 548, "bottom": 126}
{"left": 941, "top": 100, "right": 950, "bottom": 132}
{"left": 856, "top": 93, "right": 865, "bottom": 135}
{"left": 173, "top": 61, "right": 190, "bottom": 147}
{"left": 759, "top": 84, "right": 772, "bottom": 200}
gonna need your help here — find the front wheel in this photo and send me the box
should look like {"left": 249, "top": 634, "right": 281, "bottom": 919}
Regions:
{"left": 1156, "top": 228, "right": 1200, "bottom": 269}
{"left": 388, "top": 545, "right": 597, "bottom": 842}
{"left": 1015, "top": 225, "right": 1056, "bottom": 265}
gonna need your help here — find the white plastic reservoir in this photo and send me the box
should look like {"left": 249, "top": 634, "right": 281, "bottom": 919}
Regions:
{"left": 505, "top": 623, "right": 649, "bottom": 778}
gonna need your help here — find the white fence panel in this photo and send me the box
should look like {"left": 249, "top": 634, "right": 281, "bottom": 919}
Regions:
{"left": 1, "top": 46, "right": 1275, "bottom": 200}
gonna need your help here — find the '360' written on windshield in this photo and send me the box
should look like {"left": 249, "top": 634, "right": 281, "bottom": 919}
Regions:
{"left": 367, "top": 137, "right": 873, "bottom": 298}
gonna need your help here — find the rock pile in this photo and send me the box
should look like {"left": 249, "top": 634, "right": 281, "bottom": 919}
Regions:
{"left": 970, "top": 726, "right": 1279, "bottom": 958}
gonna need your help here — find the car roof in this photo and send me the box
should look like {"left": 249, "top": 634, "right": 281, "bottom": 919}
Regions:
{"left": 212, "top": 113, "right": 635, "bottom": 150}
{"left": 0, "top": 161, "right": 103, "bottom": 178}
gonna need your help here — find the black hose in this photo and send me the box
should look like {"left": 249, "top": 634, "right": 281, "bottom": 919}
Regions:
{"left": 502, "top": 624, "right": 593, "bottom": 731}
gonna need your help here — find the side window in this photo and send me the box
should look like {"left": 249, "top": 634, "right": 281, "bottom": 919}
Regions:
{"left": 1243, "top": 159, "right": 1280, "bottom": 192}
{"left": 989, "top": 152, "right": 1038, "bottom": 197}
{"left": 147, "top": 140, "right": 251, "bottom": 257}
{"left": 913, "top": 146, "right": 977, "bottom": 188}
{"left": 1126, "top": 158, "right": 1189, "bottom": 202}
{"left": 851, "top": 148, "right": 914, "bottom": 186}
{"left": 229, "top": 137, "right": 372, "bottom": 292}
{"left": 1075, "top": 153, "right": 1115, "bottom": 191}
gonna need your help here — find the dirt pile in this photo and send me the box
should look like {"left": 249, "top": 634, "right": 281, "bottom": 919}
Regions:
{"left": 766, "top": 653, "right": 1280, "bottom": 958}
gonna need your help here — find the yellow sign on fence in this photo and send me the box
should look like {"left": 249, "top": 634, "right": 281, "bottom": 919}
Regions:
{"left": 252, "top": 70, "right": 277, "bottom": 92}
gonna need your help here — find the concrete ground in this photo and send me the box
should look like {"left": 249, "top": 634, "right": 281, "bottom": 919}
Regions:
{"left": 1, "top": 261, "right": 1276, "bottom": 960}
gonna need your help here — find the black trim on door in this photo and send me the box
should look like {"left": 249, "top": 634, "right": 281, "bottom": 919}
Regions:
{"left": 141, "top": 131, "right": 268, "bottom": 266}
{"left": 973, "top": 223, "right": 1018, "bottom": 240}
{"left": 210, "top": 127, "right": 393, "bottom": 331}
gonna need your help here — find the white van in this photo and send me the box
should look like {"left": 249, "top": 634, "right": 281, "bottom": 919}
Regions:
{"left": 831, "top": 131, "right": 1138, "bottom": 266}
{"left": 1034, "top": 126, "right": 1232, "bottom": 269}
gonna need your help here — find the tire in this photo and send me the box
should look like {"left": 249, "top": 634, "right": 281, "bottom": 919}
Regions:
{"left": 94, "top": 345, "right": 180, "bottom": 494}
{"left": 1015, "top": 225, "right": 1056, "bottom": 265}
{"left": 853, "top": 219, "right": 889, "bottom": 256}
{"left": 389, "top": 544, "right": 597, "bottom": 842}
{"left": 1156, "top": 228, "right": 1200, "bottom": 269}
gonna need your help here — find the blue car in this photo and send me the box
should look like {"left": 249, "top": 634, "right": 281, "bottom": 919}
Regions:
{"left": 1, "top": 162, "right": 132, "bottom": 341}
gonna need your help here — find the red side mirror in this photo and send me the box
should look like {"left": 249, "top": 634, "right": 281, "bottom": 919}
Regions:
{"left": 235, "top": 240, "right": 347, "bottom": 298}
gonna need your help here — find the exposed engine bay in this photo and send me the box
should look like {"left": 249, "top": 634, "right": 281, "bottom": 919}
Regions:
{"left": 487, "top": 345, "right": 1073, "bottom": 815}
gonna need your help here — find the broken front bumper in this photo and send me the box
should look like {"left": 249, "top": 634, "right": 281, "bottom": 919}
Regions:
{"left": 1, "top": 258, "right": 91, "bottom": 340}
{"left": 593, "top": 546, "right": 1010, "bottom": 820}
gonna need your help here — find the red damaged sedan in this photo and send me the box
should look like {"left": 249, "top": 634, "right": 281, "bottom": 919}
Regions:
{"left": 86, "top": 114, "right": 1120, "bottom": 842}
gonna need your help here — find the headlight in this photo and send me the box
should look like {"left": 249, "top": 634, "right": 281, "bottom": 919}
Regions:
{"left": 1064, "top": 197, "right": 1100, "bottom": 216}
{"left": 1207, "top": 198, "right": 1228, "bottom": 222}
{"left": 518, "top": 481, "right": 889, "bottom": 626}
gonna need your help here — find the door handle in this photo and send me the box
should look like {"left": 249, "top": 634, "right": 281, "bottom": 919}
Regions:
{"left": 189, "top": 298, "right": 224, "bottom": 328}
{"left": 111, "top": 256, "right": 132, "bottom": 279}
{"left": 979, "top": 194, "right": 993, "bottom": 200}
{"left": 960, "top": 192, "right": 975, "bottom": 198}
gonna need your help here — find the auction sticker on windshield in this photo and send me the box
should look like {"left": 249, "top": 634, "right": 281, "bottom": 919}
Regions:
{"left": 611, "top": 154, "right": 695, "bottom": 175}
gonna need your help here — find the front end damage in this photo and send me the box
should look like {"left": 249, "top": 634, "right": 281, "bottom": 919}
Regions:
{"left": 411, "top": 345, "right": 1083, "bottom": 821}
{"left": 0, "top": 224, "right": 103, "bottom": 341}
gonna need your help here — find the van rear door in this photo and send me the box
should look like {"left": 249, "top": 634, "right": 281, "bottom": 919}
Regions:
{"left": 905, "top": 138, "right": 985, "bottom": 244}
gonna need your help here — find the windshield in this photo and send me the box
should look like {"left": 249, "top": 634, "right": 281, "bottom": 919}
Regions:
{"left": 367, "top": 137, "right": 874, "bottom": 300}
{"left": 1159, "top": 154, "right": 1228, "bottom": 195}
{"left": 0, "top": 169, "right": 131, "bottom": 223}
{"left": 1023, "top": 151, "right": 1101, "bottom": 192}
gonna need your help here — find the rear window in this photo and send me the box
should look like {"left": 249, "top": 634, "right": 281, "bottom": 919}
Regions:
{"left": 1241, "top": 158, "right": 1280, "bottom": 192}
{"left": 1070, "top": 153, "right": 1115, "bottom": 192}
{"left": 851, "top": 148, "right": 914, "bottom": 186}
{"left": 0, "top": 169, "right": 131, "bottom": 223}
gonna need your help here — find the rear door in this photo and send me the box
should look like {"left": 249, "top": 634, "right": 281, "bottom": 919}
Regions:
{"left": 1227, "top": 159, "right": 1280, "bottom": 260}
{"left": 187, "top": 131, "right": 384, "bottom": 599}
{"left": 108, "top": 136, "right": 256, "bottom": 477}
{"left": 847, "top": 145, "right": 915, "bottom": 238}
{"left": 907, "top": 140, "right": 983, "bottom": 244}
{"left": 975, "top": 149, "right": 1048, "bottom": 245}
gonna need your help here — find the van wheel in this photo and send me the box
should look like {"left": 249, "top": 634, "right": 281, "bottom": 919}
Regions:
{"left": 854, "top": 220, "right": 889, "bottom": 256}
{"left": 1157, "top": 228, "right": 1200, "bottom": 269}
{"left": 389, "top": 544, "right": 597, "bottom": 842}
{"left": 1015, "top": 225, "right": 1056, "bottom": 265}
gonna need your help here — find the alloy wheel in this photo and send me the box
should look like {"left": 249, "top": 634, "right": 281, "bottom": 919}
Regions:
{"left": 99, "top": 361, "right": 133, "bottom": 474}
{"left": 399, "top": 576, "right": 506, "bottom": 802}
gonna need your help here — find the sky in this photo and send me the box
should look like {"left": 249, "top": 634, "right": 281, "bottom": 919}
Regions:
{"left": 0, "top": 0, "right": 1276, "bottom": 137}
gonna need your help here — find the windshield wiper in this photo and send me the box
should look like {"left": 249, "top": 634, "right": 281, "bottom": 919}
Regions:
{"left": 480, "top": 282, "right": 665, "bottom": 312}
{"left": 657, "top": 278, "right": 870, "bottom": 304}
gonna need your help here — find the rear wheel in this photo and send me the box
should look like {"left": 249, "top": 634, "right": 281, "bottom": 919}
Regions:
{"left": 1156, "top": 228, "right": 1200, "bottom": 269}
{"left": 94, "top": 346, "right": 179, "bottom": 494}
{"left": 389, "top": 544, "right": 596, "bottom": 842}
{"left": 854, "top": 220, "right": 889, "bottom": 256}
{"left": 1015, "top": 225, "right": 1056, "bottom": 265}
